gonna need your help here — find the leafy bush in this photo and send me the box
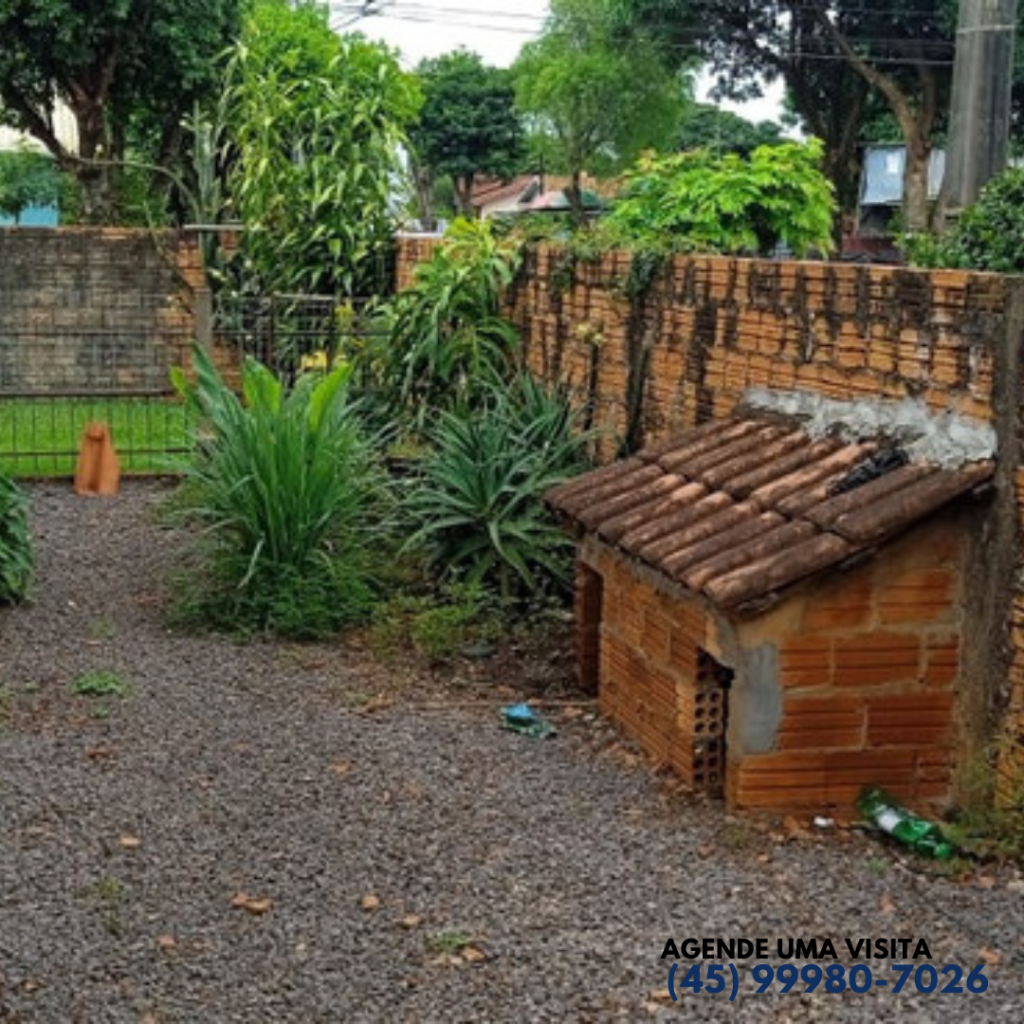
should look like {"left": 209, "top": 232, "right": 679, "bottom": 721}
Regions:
{"left": 906, "top": 168, "right": 1024, "bottom": 273}
{"left": 405, "top": 374, "right": 590, "bottom": 599}
{"left": 358, "top": 219, "right": 521, "bottom": 433}
{"left": 603, "top": 139, "right": 836, "bottom": 257}
{"left": 370, "top": 582, "right": 499, "bottom": 663}
{"left": 0, "top": 469, "right": 33, "bottom": 604}
{"left": 170, "top": 345, "right": 388, "bottom": 637}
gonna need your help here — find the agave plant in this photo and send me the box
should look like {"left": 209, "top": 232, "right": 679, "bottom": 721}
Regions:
{"left": 405, "top": 374, "right": 591, "bottom": 599}
{"left": 171, "top": 345, "right": 388, "bottom": 637}
{"left": 0, "top": 468, "right": 33, "bottom": 604}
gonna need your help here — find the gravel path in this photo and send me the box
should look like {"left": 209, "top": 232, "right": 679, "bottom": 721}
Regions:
{"left": 1, "top": 483, "right": 1022, "bottom": 1024}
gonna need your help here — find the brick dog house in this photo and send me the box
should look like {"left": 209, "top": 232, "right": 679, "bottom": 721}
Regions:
{"left": 547, "top": 400, "right": 995, "bottom": 813}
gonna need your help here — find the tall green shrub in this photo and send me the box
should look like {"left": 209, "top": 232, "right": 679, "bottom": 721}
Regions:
{"left": 222, "top": 0, "right": 421, "bottom": 295}
{"left": 907, "top": 168, "right": 1024, "bottom": 273}
{"left": 0, "top": 469, "right": 33, "bottom": 604}
{"left": 171, "top": 346, "right": 387, "bottom": 637}
{"left": 359, "top": 219, "right": 521, "bottom": 433}
{"left": 604, "top": 139, "right": 836, "bottom": 256}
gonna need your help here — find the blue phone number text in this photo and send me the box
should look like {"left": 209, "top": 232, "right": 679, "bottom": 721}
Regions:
{"left": 667, "top": 962, "right": 990, "bottom": 1002}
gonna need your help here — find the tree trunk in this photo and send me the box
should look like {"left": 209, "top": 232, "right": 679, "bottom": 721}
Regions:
{"left": 413, "top": 161, "right": 437, "bottom": 232}
{"left": 902, "top": 138, "right": 932, "bottom": 233}
{"left": 454, "top": 175, "right": 476, "bottom": 218}
{"left": 566, "top": 168, "right": 586, "bottom": 227}
{"left": 72, "top": 97, "right": 114, "bottom": 224}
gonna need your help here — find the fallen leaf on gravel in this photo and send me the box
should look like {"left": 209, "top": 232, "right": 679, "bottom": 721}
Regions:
{"left": 979, "top": 946, "right": 1002, "bottom": 967}
{"left": 361, "top": 894, "right": 380, "bottom": 911}
{"left": 400, "top": 913, "right": 422, "bottom": 929}
{"left": 880, "top": 894, "right": 895, "bottom": 915}
{"left": 1007, "top": 879, "right": 1024, "bottom": 893}
{"left": 783, "top": 816, "right": 809, "bottom": 839}
{"left": 698, "top": 844, "right": 715, "bottom": 859}
{"left": 231, "top": 893, "right": 273, "bottom": 915}
{"left": 461, "top": 946, "right": 486, "bottom": 963}
{"left": 359, "top": 695, "right": 394, "bottom": 715}
{"left": 647, "top": 987, "right": 672, "bottom": 1004}
{"left": 141, "top": 1013, "right": 159, "bottom": 1024}
{"left": 85, "top": 746, "right": 115, "bottom": 760}
{"left": 156, "top": 935, "right": 177, "bottom": 952}
{"left": 119, "top": 835, "right": 141, "bottom": 849}
{"left": 21, "top": 979, "right": 41, "bottom": 993}
{"left": 977, "top": 875, "right": 997, "bottom": 890}
{"left": 330, "top": 760, "right": 353, "bottom": 776}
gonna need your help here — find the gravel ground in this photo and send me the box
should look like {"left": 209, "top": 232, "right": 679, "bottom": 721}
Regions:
{"left": 1, "top": 482, "right": 1022, "bottom": 1024}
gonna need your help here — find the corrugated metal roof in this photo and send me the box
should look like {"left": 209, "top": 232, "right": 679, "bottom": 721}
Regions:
{"left": 547, "top": 416, "right": 992, "bottom": 612}
{"left": 860, "top": 146, "right": 946, "bottom": 207}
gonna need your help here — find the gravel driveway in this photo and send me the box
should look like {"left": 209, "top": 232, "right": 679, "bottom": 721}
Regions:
{"left": 1, "top": 483, "right": 1022, "bottom": 1023}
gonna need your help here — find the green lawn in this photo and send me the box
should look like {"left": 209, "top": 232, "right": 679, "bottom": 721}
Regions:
{"left": 0, "top": 396, "right": 198, "bottom": 477}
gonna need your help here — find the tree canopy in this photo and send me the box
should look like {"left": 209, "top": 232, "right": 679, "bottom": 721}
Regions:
{"left": 0, "top": 0, "right": 244, "bottom": 222}
{"left": 0, "top": 145, "right": 62, "bottom": 222}
{"left": 677, "top": 105, "right": 784, "bottom": 156}
{"left": 513, "top": 0, "right": 689, "bottom": 217}
{"left": 410, "top": 50, "right": 524, "bottom": 221}
{"left": 615, "top": 0, "right": 968, "bottom": 230}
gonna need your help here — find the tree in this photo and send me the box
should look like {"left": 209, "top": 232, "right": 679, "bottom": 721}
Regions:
{"left": 605, "top": 140, "right": 836, "bottom": 256}
{"left": 677, "top": 105, "right": 784, "bottom": 155}
{"left": 410, "top": 50, "right": 524, "bottom": 223}
{"left": 0, "top": 144, "right": 62, "bottom": 223}
{"left": 0, "top": 0, "right": 244, "bottom": 222}
{"left": 617, "top": 1, "right": 970, "bottom": 232}
{"left": 513, "top": 0, "right": 689, "bottom": 220}
{"left": 222, "top": 0, "right": 421, "bottom": 296}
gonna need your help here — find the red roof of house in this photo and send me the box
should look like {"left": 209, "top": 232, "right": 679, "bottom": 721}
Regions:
{"left": 547, "top": 415, "right": 993, "bottom": 612}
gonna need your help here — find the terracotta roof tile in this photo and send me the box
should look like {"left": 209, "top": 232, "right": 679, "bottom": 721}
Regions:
{"left": 547, "top": 414, "right": 994, "bottom": 610}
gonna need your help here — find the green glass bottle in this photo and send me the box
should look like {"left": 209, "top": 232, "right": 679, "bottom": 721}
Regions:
{"left": 857, "top": 786, "right": 955, "bottom": 860}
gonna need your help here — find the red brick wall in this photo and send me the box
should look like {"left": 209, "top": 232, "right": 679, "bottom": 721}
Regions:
{"left": 394, "top": 236, "right": 1024, "bottom": 807}
{"left": 733, "top": 517, "right": 962, "bottom": 812}
{"left": 580, "top": 538, "right": 720, "bottom": 791}
{"left": 395, "top": 237, "right": 1002, "bottom": 443}
{"left": 577, "top": 517, "right": 963, "bottom": 815}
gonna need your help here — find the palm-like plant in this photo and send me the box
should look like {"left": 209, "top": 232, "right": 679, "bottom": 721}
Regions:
{"left": 171, "top": 345, "right": 388, "bottom": 636}
{"left": 0, "top": 469, "right": 33, "bottom": 604}
{"left": 363, "top": 219, "right": 521, "bottom": 432}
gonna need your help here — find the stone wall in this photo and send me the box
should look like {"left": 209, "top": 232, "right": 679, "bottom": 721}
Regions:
{"left": 395, "top": 237, "right": 1024, "bottom": 804}
{"left": 0, "top": 227, "right": 203, "bottom": 393}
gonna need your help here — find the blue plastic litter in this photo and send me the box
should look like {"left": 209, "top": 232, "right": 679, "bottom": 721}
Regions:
{"left": 501, "top": 702, "right": 555, "bottom": 738}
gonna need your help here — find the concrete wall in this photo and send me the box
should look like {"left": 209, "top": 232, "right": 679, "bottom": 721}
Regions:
{"left": 0, "top": 227, "right": 203, "bottom": 393}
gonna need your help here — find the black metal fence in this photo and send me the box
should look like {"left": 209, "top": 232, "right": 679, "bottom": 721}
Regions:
{"left": 0, "top": 289, "right": 380, "bottom": 478}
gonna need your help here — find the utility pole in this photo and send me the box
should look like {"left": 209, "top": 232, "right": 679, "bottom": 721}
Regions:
{"left": 940, "top": 0, "right": 1019, "bottom": 222}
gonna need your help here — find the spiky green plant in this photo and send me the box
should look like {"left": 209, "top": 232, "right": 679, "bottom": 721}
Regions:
{"left": 358, "top": 219, "right": 521, "bottom": 433}
{"left": 405, "top": 374, "right": 590, "bottom": 599}
{"left": 0, "top": 468, "right": 33, "bottom": 604}
{"left": 170, "top": 345, "right": 388, "bottom": 637}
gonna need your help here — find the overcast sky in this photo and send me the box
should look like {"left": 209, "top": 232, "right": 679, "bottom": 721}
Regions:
{"left": 330, "top": 0, "right": 785, "bottom": 125}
